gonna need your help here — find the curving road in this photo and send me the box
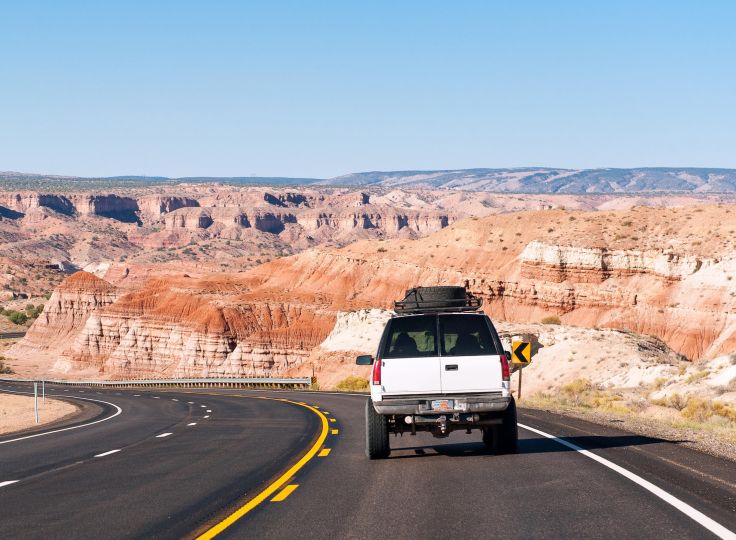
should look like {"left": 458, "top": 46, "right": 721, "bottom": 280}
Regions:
{"left": 0, "top": 382, "right": 734, "bottom": 539}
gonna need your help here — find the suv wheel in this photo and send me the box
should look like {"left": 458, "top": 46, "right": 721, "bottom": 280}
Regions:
{"left": 365, "top": 398, "right": 390, "bottom": 459}
{"left": 496, "top": 398, "right": 519, "bottom": 454}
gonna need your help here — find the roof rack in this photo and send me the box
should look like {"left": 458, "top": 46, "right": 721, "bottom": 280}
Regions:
{"left": 394, "top": 286, "right": 483, "bottom": 314}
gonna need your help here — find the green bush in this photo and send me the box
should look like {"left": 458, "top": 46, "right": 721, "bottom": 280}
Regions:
{"left": 335, "top": 376, "right": 369, "bottom": 392}
{"left": 8, "top": 311, "right": 28, "bottom": 325}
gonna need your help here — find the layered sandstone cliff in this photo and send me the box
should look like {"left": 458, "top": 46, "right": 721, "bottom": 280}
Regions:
{"left": 10, "top": 204, "right": 736, "bottom": 379}
{"left": 12, "top": 272, "right": 336, "bottom": 378}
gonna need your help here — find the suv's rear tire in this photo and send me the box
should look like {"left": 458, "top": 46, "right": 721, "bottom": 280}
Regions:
{"left": 365, "top": 398, "right": 390, "bottom": 459}
{"left": 496, "top": 398, "right": 518, "bottom": 454}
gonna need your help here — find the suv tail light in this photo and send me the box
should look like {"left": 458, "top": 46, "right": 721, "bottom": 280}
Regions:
{"left": 372, "top": 358, "right": 382, "bottom": 386}
{"left": 500, "top": 354, "right": 510, "bottom": 382}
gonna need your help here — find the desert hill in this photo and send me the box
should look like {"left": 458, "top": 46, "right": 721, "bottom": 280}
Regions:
{"left": 8, "top": 203, "right": 736, "bottom": 384}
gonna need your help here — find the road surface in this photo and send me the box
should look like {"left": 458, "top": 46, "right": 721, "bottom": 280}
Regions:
{"left": 0, "top": 381, "right": 734, "bottom": 539}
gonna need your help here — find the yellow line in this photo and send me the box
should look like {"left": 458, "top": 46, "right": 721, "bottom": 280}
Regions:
{"left": 271, "top": 484, "right": 299, "bottom": 502}
{"left": 329, "top": 418, "right": 336, "bottom": 423}
{"left": 323, "top": 411, "right": 330, "bottom": 415}
{"left": 331, "top": 429, "right": 339, "bottom": 435}
{"left": 318, "top": 448, "right": 331, "bottom": 457}
{"left": 196, "top": 398, "right": 329, "bottom": 539}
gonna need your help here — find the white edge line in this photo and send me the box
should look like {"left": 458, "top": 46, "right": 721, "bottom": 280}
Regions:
{"left": 518, "top": 423, "right": 736, "bottom": 540}
{"left": 94, "top": 449, "right": 121, "bottom": 458}
{"left": 156, "top": 432, "right": 173, "bottom": 438}
{"left": 0, "top": 480, "right": 19, "bottom": 487}
{"left": 0, "top": 389, "right": 123, "bottom": 445}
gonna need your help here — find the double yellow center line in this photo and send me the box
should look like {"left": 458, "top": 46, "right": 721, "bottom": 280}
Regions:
{"left": 196, "top": 396, "right": 330, "bottom": 539}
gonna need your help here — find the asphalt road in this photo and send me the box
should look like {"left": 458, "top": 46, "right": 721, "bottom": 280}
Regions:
{"left": 1, "top": 382, "right": 734, "bottom": 539}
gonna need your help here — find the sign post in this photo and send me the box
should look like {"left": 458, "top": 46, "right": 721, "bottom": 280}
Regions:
{"left": 511, "top": 341, "right": 532, "bottom": 400}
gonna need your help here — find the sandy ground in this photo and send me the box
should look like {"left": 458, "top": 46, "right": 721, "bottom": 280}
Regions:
{"left": 0, "top": 394, "right": 78, "bottom": 435}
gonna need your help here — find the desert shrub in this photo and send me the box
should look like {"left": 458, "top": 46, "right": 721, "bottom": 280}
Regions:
{"left": 685, "top": 370, "right": 709, "bottom": 384}
{"left": 560, "top": 378, "right": 594, "bottom": 406}
{"left": 651, "top": 377, "right": 667, "bottom": 390}
{"left": 377, "top": 247, "right": 387, "bottom": 253}
{"left": 556, "top": 378, "right": 630, "bottom": 413}
{"left": 7, "top": 311, "right": 27, "bottom": 325}
{"left": 651, "top": 392, "right": 688, "bottom": 411}
{"left": 335, "top": 376, "right": 369, "bottom": 392}
{"left": 0, "top": 357, "right": 13, "bottom": 374}
{"left": 541, "top": 315, "right": 561, "bottom": 325}
{"left": 681, "top": 398, "right": 736, "bottom": 425}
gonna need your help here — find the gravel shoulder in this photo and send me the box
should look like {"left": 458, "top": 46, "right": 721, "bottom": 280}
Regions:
{"left": 0, "top": 394, "right": 79, "bottom": 435}
{"left": 522, "top": 401, "right": 736, "bottom": 463}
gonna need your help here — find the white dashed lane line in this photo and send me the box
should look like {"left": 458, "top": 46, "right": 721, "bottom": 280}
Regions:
{"left": 200, "top": 405, "right": 206, "bottom": 408}
{"left": 156, "top": 433, "right": 173, "bottom": 439}
{"left": 187, "top": 423, "right": 197, "bottom": 426}
{"left": 172, "top": 399, "right": 178, "bottom": 402}
{"left": 94, "top": 449, "right": 121, "bottom": 458}
{"left": 0, "top": 481, "right": 19, "bottom": 488}
{"left": 188, "top": 402, "right": 194, "bottom": 404}
{"left": 153, "top": 397, "right": 160, "bottom": 399}
{"left": 133, "top": 394, "right": 140, "bottom": 397}
{"left": 204, "top": 415, "right": 210, "bottom": 419}
{"left": 206, "top": 409, "right": 212, "bottom": 413}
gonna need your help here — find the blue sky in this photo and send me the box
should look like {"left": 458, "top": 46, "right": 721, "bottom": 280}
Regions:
{"left": 1, "top": 1, "right": 734, "bottom": 178}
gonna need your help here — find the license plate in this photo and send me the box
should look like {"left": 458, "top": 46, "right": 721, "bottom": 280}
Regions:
{"left": 431, "top": 399, "right": 454, "bottom": 411}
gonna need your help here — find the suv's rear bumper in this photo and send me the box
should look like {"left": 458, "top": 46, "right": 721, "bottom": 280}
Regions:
{"left": 373, "top": 393, "right": 510, "bottom": 415}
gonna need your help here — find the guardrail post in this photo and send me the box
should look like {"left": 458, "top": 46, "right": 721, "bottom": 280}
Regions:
{"left": 34, "top": 382, "right": 39, "bottom": 424}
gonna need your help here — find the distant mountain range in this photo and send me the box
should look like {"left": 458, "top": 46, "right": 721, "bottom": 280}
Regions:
{"left": 3, "top": 167, "right": 736, "bottom": 193}
{"left": 323, "top": 167, "right": 736, "bottom": 193}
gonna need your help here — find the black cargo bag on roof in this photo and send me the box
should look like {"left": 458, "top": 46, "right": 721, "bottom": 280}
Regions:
{"left": 394, "top": 286, "right": 483, "bottom": 314}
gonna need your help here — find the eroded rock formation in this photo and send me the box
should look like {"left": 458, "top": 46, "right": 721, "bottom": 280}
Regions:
{"left": 10, "top": 204, "right": 736, "bottom": 379}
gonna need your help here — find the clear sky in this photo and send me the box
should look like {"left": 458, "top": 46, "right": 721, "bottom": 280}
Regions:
{"left": 1, "top": 1, "right": 734, "bottom": 178}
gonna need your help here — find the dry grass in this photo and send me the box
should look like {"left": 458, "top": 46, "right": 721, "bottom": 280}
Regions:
{"left": 335, "top": 375, "right": 369, "bottom": 392}
{"left": 528, "top": 382, "right": 736, "bottom": 445}
{"left": 529, "top": 378, "right": 631, "bottom": 414}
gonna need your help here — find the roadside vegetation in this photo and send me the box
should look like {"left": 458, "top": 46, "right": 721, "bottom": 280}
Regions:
{"left": 0, "top": 356, "right": 14, "bottom": 374}
{"left": 0, "top": 303, "right": 44, "bottom": 326}
{"left": 528, "top": 377, "right": 736, "bottom": 443}
{"left": 335, "top": 376, "right": 369, "bottom": 392}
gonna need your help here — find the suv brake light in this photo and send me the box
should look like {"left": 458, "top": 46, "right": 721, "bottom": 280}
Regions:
{"left": 372, "top": 358, "right": 382, "bottom": 385}
{"left": 500, "top": 354, "right": 510, "bottom": 381}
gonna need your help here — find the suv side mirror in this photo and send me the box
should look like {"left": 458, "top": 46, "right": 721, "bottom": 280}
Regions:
{"left": 504, "top": 350, "right": 511, "bottom": 359}
{"left": 356, "top": 355, "right": 374, "bottom": 365}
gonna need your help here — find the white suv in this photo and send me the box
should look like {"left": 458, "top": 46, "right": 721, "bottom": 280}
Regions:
{"left": 357, "top": 286, "right": 518, "bottom": 459}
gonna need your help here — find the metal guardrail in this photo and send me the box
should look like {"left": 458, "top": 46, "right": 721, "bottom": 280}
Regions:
{"left": 0, "top": 377, "right": 313, "bottom": 389}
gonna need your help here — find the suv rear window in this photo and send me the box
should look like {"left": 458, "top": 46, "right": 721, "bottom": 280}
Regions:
{"left": 381, "top": 314, "right": 498, "bottom": 358}
{"left": 439, "top": 314, "right": 496, "bottom": 356}
{"left": 382, "top": 315, "right": 438, "bottom": 358}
